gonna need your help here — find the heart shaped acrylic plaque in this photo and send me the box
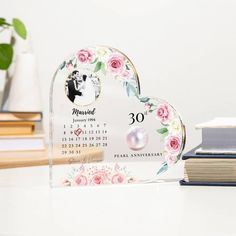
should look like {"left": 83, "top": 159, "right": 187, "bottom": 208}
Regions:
{"left": 49, "top": 46, "right": 185, "bottom": 187}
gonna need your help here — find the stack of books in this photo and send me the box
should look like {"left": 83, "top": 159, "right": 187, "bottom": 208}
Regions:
{"left": 0, "top": 111, "right": 45, "bottom": 151}
{"left": 181, "top": 118, "right": 236, "bottom": 186}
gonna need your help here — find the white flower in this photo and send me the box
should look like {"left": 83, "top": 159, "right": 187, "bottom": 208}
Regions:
{"left": 96, "top": 48, "right": 107, "bottom": 57}
{"left": 169, "top": 119, "right": 181, "bottom": 135}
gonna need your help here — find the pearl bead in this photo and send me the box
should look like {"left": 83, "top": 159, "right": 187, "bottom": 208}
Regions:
{"left": 126, "top": 126, "right": 148, "bottom": 151}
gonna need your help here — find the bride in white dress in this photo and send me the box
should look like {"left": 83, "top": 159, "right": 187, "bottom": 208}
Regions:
{"left": 74, "top": 74, "right": 96, "bottom": 106}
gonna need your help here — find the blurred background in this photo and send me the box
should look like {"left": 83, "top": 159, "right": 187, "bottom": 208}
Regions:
{"left": 1, "top": 0, "right": 236, "bottom": 151}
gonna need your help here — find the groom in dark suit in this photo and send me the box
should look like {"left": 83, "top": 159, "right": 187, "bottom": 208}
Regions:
{"left": 67, "top": 70, "right": 82, "bottom": 102}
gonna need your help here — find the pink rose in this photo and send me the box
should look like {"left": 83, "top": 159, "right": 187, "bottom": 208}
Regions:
{"left": 77, "top": 49, "right": 94, "bottom": 64}
{"left": 66, "top": 63, "right": 73, "bottom": 70}
{"left": 121, "top": 70, "right": 131, "bottom": 79}
{"left": 111, "top": 173, "right": 125, "bottom": 184}
{"left": 90, "top": 171, "right": 107, "bottom": 185}
{"left": 107, "top": 54, "right": 124, "bottom": 74}
{"left": 156, "top": 104, "right": 172, "bottom": 123}
{"left": 165, "top": 155, "right": 178, "bottom": 165}
{"left": 75, "top": 175, "right": 88, "bottom": 186}
{"left": 144, "top": 103, "right": 151, "bottom": 111}
{"left": 165, "top": 135, "right": 181, "bottom": 154}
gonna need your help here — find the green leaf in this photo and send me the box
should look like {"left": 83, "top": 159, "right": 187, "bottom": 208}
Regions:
{"left": 12, "top": 18, "right": 27, "bottom": 39}
{"left": 126, "top": 83, "right": 138, "bottom": 97}
{"left": 125, "top": 64, "right": 130, "bottom": 70}
{"left": 0, "top": 43, "right": 13, "bottom": 70}
{"left": 160, "top": 131, "right": 169, "bottom": 142}
{"left": 126, "top": 82, "right": 130, "bottom": 96}
{"left": 94, "top": 61, "right": 102, "bottom": 72}
{"left": 0, "top": 18, "right": 6, "bottom": 25}
{"left": 156, "top": 127, "right": 168, "bottom": 134}
{"left": 157, "top": 162, "right": 168, "bottom": 175}
{"left": 60, "top": 61, "right": 66, "bottom": 70}
{"left": 0, "top": 18, "right": 11, "bottom": 27}
{"left": 101, "top": 62, "right": 106, "bottom": 75}
{"left": 139, "top": 97, "right": 150, "bottom": 103}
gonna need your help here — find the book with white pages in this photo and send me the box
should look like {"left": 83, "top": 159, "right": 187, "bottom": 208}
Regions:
{"left": 195, "top": 147, "right": 236, "bottom": 155}
{"left": 0, "top": 132, "right": 45, "bottom": 152}
{"left": 195, "top": 117, "right": 236, "bottom": 129}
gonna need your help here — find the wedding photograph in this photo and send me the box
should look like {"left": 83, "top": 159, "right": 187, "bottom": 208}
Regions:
{"left": 65, "top": 70, "right": 101, "bottom": 106}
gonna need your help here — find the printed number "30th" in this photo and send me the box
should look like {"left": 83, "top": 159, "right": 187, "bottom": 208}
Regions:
{"left": 129, "top": 113, "right": 144, "bottom": 125}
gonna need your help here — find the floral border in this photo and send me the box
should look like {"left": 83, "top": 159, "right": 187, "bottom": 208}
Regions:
{"left": 139, "top": 96, "right": 184, "bottom": 175}
{"left": 59, "top": 46, "right": 140, "bottom": 98}
{"left": 63, "top": 163, "right": 136, "bottom": 186}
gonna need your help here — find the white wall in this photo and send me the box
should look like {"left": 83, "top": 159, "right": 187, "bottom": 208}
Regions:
{"left": 2, "top": 0, "right": 236, "bottom": 150}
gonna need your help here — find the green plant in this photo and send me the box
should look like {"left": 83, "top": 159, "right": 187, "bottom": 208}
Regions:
{"left": 0, "top": 18, "right": 27, "bottom": 70}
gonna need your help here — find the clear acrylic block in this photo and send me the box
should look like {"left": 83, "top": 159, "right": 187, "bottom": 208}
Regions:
{"left": 49, "top": 46, "right": 185, "bottom": 187}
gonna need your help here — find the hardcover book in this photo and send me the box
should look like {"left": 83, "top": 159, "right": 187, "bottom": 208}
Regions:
{"left": 181, "top": 147, "right": 236, "bottom": 186}
{"left": 0, "top": 111, "right": 42, "bottom": 122}
{"left": 0, "top": 121, "right": 35, "bottom": 135}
